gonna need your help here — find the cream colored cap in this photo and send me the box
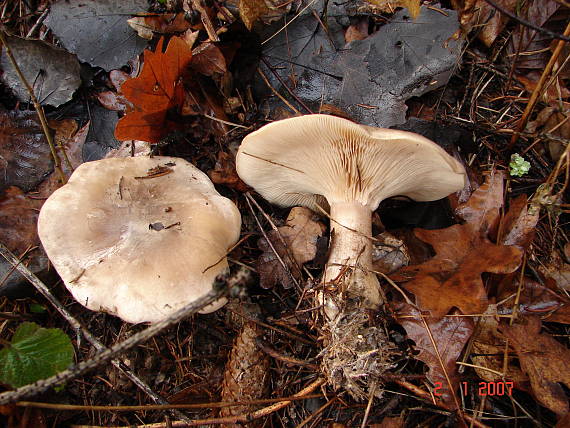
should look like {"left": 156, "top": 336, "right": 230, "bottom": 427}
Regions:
{"left": 236, "top": 114, "right": 466, "bottom": 211}
{"left": 38, "top": 156, "right": 241, "bottom": 323}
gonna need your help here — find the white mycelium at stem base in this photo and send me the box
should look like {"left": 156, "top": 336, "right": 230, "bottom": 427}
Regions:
{"left": 320, "top": 202, "right": 379, "bottom": 319}
{"left": 235, "top": 114, "right": 467, "bottom": 321}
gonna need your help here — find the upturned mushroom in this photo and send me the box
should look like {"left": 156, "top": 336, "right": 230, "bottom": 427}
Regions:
{"left": 236, "top": 114, "right": 466, "bottom": 319}
{"left": 38, "top": 156, "right": 241, "bottom": 323}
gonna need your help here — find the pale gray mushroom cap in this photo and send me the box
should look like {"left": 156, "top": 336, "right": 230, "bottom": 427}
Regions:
{"left": 236, "top": 114, "right": 466, "bottom": 211}
{"left": 38, "top": 156, "right": 241, "bottom": 324}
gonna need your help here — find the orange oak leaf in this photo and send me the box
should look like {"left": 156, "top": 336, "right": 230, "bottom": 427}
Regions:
{"left": 396, "top": 172, "right": 523, "bottom": 318}
{"left": 115, "top": 36, "right": 192, "bottom": 143}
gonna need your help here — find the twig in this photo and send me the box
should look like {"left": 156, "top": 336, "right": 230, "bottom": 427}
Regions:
{"left": 508, "top": 22, "right": 570, "bottom": 150}
{"left": 16, "top": 394, "right": 324, "bottom": 411}
{"left": 244, "top": 192, "right": 303, "bottom": 291}
{"left": 0, "top": 241, "right": 226, "bottom": 405}
{"left": 0, "top": 246, "right": 192, "bottom": 421}
{"left": 0, "top": 30, "right": 66, "bottom": 184}
{"left": 257, "top": 67, "right": 301, "bottom": 114}
{"left": 482, "top": 0, "right": 570, "bottom": 42}
{"left": 25, "top": 8, "right": 49, "bottom": 38}
{"left": 61, "top": 379, "right": 325, "bottom": 427}
{"left": 186, "top": 0, "right": 219, "bottom": 42}
{"left": 261, "top": 57, "right": 314, "bottom": 114}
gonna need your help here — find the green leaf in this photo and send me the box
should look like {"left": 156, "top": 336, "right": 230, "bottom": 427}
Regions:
{"left": 509, "top": 153, "right": 531, "bottom": 177}
{"left": 0, "top": 322, "right": 74, "bottom": 388}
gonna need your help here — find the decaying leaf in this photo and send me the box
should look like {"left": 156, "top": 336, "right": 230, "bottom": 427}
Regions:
{"left": 128, "top": 13, "right": 190, "bottom": 40}
{"left": 507, "top": 0, "right": 562, "bottom": 72}
{"left": 0, "top": 109, "right": 52, "bottom": 194}
{"left": 497, "top": 278, "right": 570, "bottom": 325}
{"left": 539, "top": 251, "right": 570, "bottom": 292}
{"left": 0, "top": 36, "right": 81, "bottom": 107}
{"left": 238, "top": 0, "right": 289, "bottom": 30}
{"left": 525, "top": 102, "right": 570, "bottom": 162}
{"left": 114, "top": 36, "right": 193, "bottom": 143}
{"left": 371, "top": 232, "right": 410, "bottom": 274}
{"left": 0, "top": 187, "right": 42, "bottom": 256}
{"left": 499, "top": 194, "right": 539, "bottom": 248}
{"left": 191, "top": 43, "right": 227, "bottom": 76}
{"left": 257, "top": 207, "right": 326, "bottom": 289}
{"left": 502, "top": 316, "right": 570, "bottom": 416}
{"left": 365, "top": 0, "right": 421, "bottom": 19}
{"left": 451, "top": 0, "right": 517, "bottom": 47}
{"left": 45, "top": 0, "right": 148, "bottom": 71}
{"left": 398, "top": 172, "right": 523, "bottom": 318}
{"left": 208, "top": 151, "right": 249, "bottom": 192}
{"left": 470, "top": 305, "right": 528, "bottom": 384}
{"left": 397, "top": 303, "right": 474, "bottom": 409}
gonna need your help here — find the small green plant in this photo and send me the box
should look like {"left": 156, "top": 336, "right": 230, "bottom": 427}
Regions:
{"left": 509, "top": 153, "right": 530, "bottom": 177}
{"left": 0, "top": 322, "right": 74, "bottom": 388}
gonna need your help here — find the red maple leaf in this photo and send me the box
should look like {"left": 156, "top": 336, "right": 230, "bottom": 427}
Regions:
{"left": 115, "top": 36, "right": 193, "bottom": 143}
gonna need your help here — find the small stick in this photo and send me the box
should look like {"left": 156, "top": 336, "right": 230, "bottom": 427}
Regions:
{"left": 508, "top": 21, "right": 570, "bottom": 150}
{"left": 187, "top": 0, "right": 220, "bottom": 42}
{"left": 0, "top": 241, "right": 222, "bottom": 415}
{"left": 257, "top": 67, "right": 301, "bottom": 114}
{"left": 244, "top": 193, "right": 302, "bottom": 291}
{"left": 0, "top": 31, "right": 66, "bottom": 184}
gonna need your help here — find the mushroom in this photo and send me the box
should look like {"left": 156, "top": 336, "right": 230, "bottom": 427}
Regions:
{"left": 236, "top": 114, "right": 466, "bottom": 319}
{"left": 38, "top": 156, "right": 241, "bottom": 323}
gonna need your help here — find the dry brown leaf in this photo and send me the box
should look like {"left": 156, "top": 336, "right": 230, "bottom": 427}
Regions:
{"left": 451, "top": 0, "right": 516, "bottom": 47}
{"left": 191, "top": 43, "right": 227, "bottom": 76}
{"left": 208, "top": 151, "right": 249, "bottom": 192}
{"left": 371, "top": 416, "right": 405, "bottom": 428}
{"left": 257, "top": 207, "right": 326, "bottom": 289}
{"left": 470, "top": 305, "right": 528, "bottom": 383}
{"left": 455, "top": 170, "right": 503, "bottom": 229}
{"left": 397, "top": 303, "right": 474, "bottom": 409}
{"left": 239, "top": 0, "right": 289, "bottom": 30}
{"left": 516, "top": 72, "right": 570, "bottom": 103}
{"left": 502, "top": 316, "right": 570, "bottom": 416}
{"left": 345, "top": 18, "right": 369, "bottom": 43}
{"left": 128, "top": 13, "right": 190, "bottom": 40}
{"left": 397, "top": 172, "right": 523, "bottom": 318}
{"left": 366, "top": 0, "right": 420, "bottom": 19}
{"left": 500, "top": 194, "right": 539, "bottom": 248}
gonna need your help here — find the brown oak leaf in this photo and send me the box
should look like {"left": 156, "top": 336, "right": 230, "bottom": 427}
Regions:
{"left": 257, "top": 207, "right": 326, "bottom": 289}
{"left": 501, "top": 316, "right": 570, "bottom": 417}
{"left": 397, "top": 171, "right": 523, "bottom": 318}
{"left": 396, "top": 302, "right": 474, "bottom": 409}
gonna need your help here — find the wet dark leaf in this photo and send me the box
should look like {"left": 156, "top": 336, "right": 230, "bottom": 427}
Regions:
{"left": 0, "top": 36, "right": 81, "bottom": 107}
{"left": 45, "top": 0, "right": 148, "bottom": 71}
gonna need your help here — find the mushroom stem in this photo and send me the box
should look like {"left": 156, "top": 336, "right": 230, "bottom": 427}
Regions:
{"left": 320, "top": 202, "right": 382, "bottom": 321}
